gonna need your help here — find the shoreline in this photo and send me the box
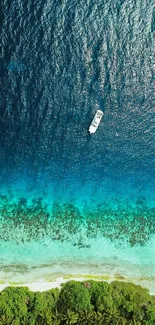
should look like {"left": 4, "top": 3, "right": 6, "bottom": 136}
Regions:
{"left": 1, "top": 273, "right": 155, "bottom": 295}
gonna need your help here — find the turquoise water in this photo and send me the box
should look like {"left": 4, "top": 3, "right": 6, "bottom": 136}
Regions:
{"left": 0, "top": 0, "right": 155, "bottom": 283}
{"left": 0, "top": 191, "right": 155, "bottom": 282}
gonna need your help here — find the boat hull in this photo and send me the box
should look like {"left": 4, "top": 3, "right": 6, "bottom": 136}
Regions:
{"left": 89, "top": 110, "right": 104, "bottom": 134}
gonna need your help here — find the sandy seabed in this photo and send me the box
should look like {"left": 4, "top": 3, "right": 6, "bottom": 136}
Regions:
{"left": 1, "top": 234, "right": 155, "bottom": 294}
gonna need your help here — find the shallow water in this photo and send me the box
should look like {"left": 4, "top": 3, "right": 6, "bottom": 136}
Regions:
{"left": 0, "top": 0, "right": 155, "bottom": 283}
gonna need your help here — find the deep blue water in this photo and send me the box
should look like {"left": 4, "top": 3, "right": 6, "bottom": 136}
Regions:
{"left": 0, "top": 0, "right": 155, "bottom": 280}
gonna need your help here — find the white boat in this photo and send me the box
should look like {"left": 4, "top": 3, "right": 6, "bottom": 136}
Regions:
{"left": 89, "top": 110, "right": 104, "bottom": 134}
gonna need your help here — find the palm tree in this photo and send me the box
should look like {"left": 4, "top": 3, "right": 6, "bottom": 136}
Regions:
{"left": 78, "top": 310, "right": 94, "bottom": 325}
{"left": 51, "top": 309, "right": 61, "bottom": 325}
{"left": 103, "top": 305, "right": 121, "bottom": 324}
{"left": 61, "top": 309, "right": 78, "bottom": 324}
{"left": 127, "top": 320, "right": 142, "bottom": 325}
{"left": 92, "top": 311, "right": 104, "bottom": 325}
{"left": 116, "top": 318, "right": 127, "bottom": 325}
{"left": 0, "top": 315, "right": 14, "bottom": 325}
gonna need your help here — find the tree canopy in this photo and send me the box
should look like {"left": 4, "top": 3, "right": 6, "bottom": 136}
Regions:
{"left": 0, "top": 281, "right": 155, "bottom": 324}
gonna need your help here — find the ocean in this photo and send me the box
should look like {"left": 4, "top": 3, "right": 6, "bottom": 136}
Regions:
{"left": 0, "top": 0, "right": 155, "bottom": 284}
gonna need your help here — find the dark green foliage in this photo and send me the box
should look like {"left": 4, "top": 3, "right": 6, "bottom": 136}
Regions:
{"left": 0, "top": 281, "right": 155, "bottom": 325}
{"left": 61, "top": 309, "right": 78, "bottom": 324}
{"left": 0, "top": 286, "right": 59, "bottom": 325}
{"left": 0, "top": 286, "right": 34, "bottom": 325}
{"left": 110, "top": 281, "right": 154, "bottom": 323}
{"left": 88, "top": 280, "right": 112, "bottom": 311}
{"left": 29, "top": 289, "right": 59, "bottom": 324}
{"left": 56, "top": 280, "right": 92, "bottom": 313}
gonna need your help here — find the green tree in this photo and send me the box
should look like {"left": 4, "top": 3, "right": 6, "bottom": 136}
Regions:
{"left": 88, "top": 281, "right": 111, "bottom": 312}
{"left": 142, "top": 300, "right": 155, "bottom": 325}
{"left": 110, "top": 281, "right": 153, "bottom": 323}
{"left": 103, "top": 303, "right": 121, "bottom": 324}
{"left": 56, "top": 281, "right": 92, "bottom": 313}
{"left": 51, "top": 308, "right": 61, "bottom": 325}
{"left": 61, "top": 309, "right": 78, "bottom": 324}
{"left": 0, "top": 281, "right": 155, "bottom": 325}
{"left": 30, "top": 288, "right": 59, "bottom": 325}
{"left": 92, "top": 311, "right": 105, "bottom": 325}
{"left": 0, "top": 286, "right": 34, "bottom": 325}
{"left": 78, "top": 310, "right": 94, "bottom": 325}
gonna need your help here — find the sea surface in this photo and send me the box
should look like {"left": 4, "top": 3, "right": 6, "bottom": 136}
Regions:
{"left": 0, "top": 0, "right": 155, "bottom": 283}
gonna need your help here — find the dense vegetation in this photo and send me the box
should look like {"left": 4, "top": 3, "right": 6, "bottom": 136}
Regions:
{"left": 0, "top": 281, "right": 155, "bottom": 324}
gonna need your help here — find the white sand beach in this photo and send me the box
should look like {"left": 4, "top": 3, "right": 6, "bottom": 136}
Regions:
{"left": 1, "top": 273, "right": 155, "bottom": 295}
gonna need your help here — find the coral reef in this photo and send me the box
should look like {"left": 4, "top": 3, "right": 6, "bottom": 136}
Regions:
{"left": 0, "top": 192, "right": 155, "bottom": 248}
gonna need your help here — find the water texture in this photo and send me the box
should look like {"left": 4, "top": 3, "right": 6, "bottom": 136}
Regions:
{"left": 0, "top": 0, "right": 155, "bottom": 280}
